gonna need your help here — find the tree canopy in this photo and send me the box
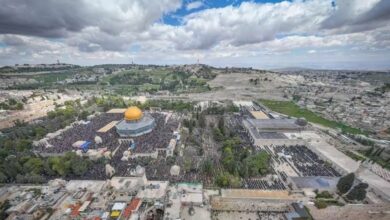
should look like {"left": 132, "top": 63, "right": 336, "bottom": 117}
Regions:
{"left": 346, "top": 183, "right": 368, "bottom": 201}
{"left": 337, "top": 173, "right": 355, "bottom": 194}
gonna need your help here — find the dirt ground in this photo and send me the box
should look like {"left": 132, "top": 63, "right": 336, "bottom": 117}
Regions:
{"left": 307, "top": 204, "right": 390, "bottom": 220}
{"left": 186, "top": 72, "right": 292, "bottom": 101}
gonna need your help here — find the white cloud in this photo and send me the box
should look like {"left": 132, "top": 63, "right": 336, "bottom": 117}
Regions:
{"left": 186, "top": 1, "right": 203, "bottom": 11}
{"left": 0, "top": 0, "right": 182, "bottom": 37}
{"left": 161, "top": 0, "right": 331, "bottom": 50}
{"left": 0, "top": 0, "right": 390, "bottom": 69}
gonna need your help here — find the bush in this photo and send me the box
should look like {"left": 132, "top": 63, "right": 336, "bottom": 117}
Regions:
{"left": 314, "top": 200, "right": 328, "bottom": 209}
{"left": 316, "top": 191, "right": 333, "bottom": 199}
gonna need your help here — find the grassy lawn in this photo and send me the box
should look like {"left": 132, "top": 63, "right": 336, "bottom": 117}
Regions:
{"left": 259, "top": 99, "right": 366, "bottom": 135}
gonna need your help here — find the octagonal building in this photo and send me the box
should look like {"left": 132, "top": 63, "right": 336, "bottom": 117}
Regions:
{"left": 115, "top": 106, "right": 155, "bottom": 137}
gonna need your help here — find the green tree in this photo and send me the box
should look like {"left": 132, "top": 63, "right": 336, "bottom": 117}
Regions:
{"left": 216, "top": 172, "right": 230, "bottom": 187}
{"left": 8, "top": 98, "right": 17, "bottom": 105}
{"left": 218, "top": 118, "right": 225, "bottom": 135}
{"left": 337, "top": 173, "right": 355, "bottom": 194}
{"left": 15, "top": 102, "right": 24, "bottom": 110}
{"left": 222, "top": 147, "right": 236, "bottom": 174}
{"left": 198, "top": 114, "right": 206, "bottom": 128}
{"left": 2, "top": 159, "right": 22, "bottom": 180}
{"left": 23, "top": 157, "right": 44, "bottom": 174}
{"left": 79, "top": 110, "right": 89, "bottom": 120}
{"left": 71, "top": 157, "right": 90, "bottom": 176}
{"left": 48, "top": 157, "right": 69, "bottom": 176}
{"left": 184, "top": 160, "right": 193, "bottom": 172}
{"left": 43, "top": 159, "right": 57, "bottom": 176}
{"left": 213, "top": 128, "right": 224, "bottom": 142}
{"left": 0, "top": 149, "right": 9, "bottom": 160}
{"left": 244, "top": 151, "right": 270, "bottom": 176}
{"left": 316, "top": 191, "right": 333, "bottom": 199}
{"left": 346, "top": 183, "right": 368, "bottom": 201}
{"left": 215, "top": 172, "right": 241, "bottom": 188}
{"left": 0, "top": 200, "right": 11, "bottom": 219}
{"left": 0, "top": 171, "right": 7, "bottom": 183}
{"left": 16, "top": 139, "right": 32, "bottom": 151}
{"left": 34, "top": 127, "right": 47, "bottom": 138}
{"left": 229, "top": 175, "right": 242, "bottom": 188}
{"left": 202, "top": 159, "right": 213, "bottom": 175}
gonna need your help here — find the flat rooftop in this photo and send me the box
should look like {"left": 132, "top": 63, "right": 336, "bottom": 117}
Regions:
{"left": 110, "top": 177, "right": 143, "bottom": 191}
{"left": 65, "top": 180, "right": 107, "bottom": 193}
{"left": 243, "top": 120, "right": 290, "bottom": 140}
{"left": 245, "top": 118, "right": 303, "bottom": 130}
{"left": 106, "top": 108, "right": 127, "bottom": 113}
{"left": 136, "top": 181, "right": 168, "bottom": 200}
{"left": 250, "top": 111, "right": 269, "bottom": 119}
{"left": 97, "top": 120, "right": 119, "bottom": 133}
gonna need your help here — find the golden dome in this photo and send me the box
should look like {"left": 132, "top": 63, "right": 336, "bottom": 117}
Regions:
{"left": 124, "top": 106, "right": 143, "bottom": 121}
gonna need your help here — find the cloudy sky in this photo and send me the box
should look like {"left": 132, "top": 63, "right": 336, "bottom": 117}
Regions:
{"left": 1, "top": 0, "right": 390, "bottom": 69}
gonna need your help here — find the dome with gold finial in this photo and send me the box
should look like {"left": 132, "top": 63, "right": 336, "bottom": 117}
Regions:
{"left": 116, "top": 106, "right": 155, "bottom": 137}
{"left": 124, "top": 106, "right": 143, "bottom": 121}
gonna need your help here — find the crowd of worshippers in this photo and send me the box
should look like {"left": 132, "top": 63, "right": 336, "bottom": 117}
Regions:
{"left": 273, "top": 145, "right": 340, "bottom": 177}
{"left": 119, "top": 113, "right": 179, "bottom": 154}
{"left": 145, "top": 157, "right": 199, "bottom": 183}
{"left": 213, "top": 210, "right": 286, "bottom": 220}
{"left": 32, "top": 110, "right": 189, "bottom": 181}
{"left": 35, "top": 112, "right": 179, "bottom": 155}
{"left": 109, "top": 156, "right": 204, "bottom": 183}
{"left": 256, "top": 213, "right": 286, "bottom": 220}
{"left": 242, "top": 178, "right": 286, "bottom": 190}
{"left": 35, "top": 113, "right": 122, "bottom": 153}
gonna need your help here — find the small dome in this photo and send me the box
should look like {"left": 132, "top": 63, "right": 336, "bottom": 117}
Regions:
{"left": 124, "top": 106, "right": 143, "bottom": 121}
{"left": 94, "top": 135, "right": 102, "bottom": 144}
{"left": 136, "top": 165, "right": 145, "bottom": 175}
{"left": 295, "top": 118, "right": 307, "bottom": 126}
{"left": 170, "top": 165, "right": 180, "bottom": 176}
